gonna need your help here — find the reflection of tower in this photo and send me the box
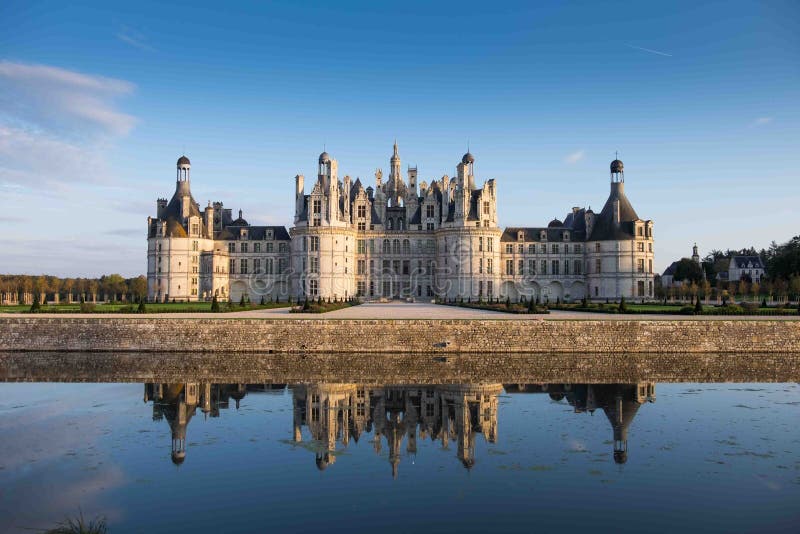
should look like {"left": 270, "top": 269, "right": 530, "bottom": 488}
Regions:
{"left": 440, "top": 384, "right": 502, "bottom": 469}
{"left": 597, "top": 383, "right": 655, "bottom": 464}
{"left": 144, "top": 382, "right": 249, "bottom": 465}
{"left": 292, "top": 384, "right": 358, "bottom": 471}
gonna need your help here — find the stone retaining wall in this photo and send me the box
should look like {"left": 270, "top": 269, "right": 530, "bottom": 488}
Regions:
{"left": 1, "top": 317, "right": 798, "bottom": 353}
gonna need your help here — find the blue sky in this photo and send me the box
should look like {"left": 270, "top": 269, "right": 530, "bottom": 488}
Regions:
{"left": 1, "top": 0, "right": 798, "bottom": 277}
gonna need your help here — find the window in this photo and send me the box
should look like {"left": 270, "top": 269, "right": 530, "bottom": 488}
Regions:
{"left": 402, "top": 260, "right": 410, "bottom": 275}
{"left": 487, "top": 258, "right": 493, "bottom": 274}
{"left": 393, "top": 240, "right": 401, "bottom": 255}
{"left": 648, "top": 243, "right": 653, "bottom": 252}
{"left": 487, "top": 281, "right": 493, "bottom": 297}
{"left": 254, "top": 243, "right": 261, "bottom": 253}
{"left": 528, "top": 244, "right": 535, "bottom": 254}
{"left": 552, "top": 260, "right": 559, "bottom": 275}
{"left": 595, "top": 258, "right": 602, "bottom": 273}
{"left": 541, "top": 260, "right": 547, "bottom": 275}
{"left": 564, "top": 244, "right": 569, "bottom": 254}
{"left": 528, "top": 260, "right": 536, "bottom": 275}
{"left": 309, "top": 279, "right": 318, "bottom": 297}
{"left": 518, "top": 259, "right": 524, "bottom": 274}
{"left": 228, "top": 243, "right": 235, "bottom": 253}
{"left": 310, "top": 257, "right": 319, "bottom": 273}
{"left": 506, "top": 260, "right": 514, "bottom": 275}
{"left": 279, "top": 242, "right": 287, "bottom": 253}
{"left": 564, "top": 261, "right": 569, "bottom": 275}
{"left": 487, "top": 239, "right": 493, "bottom": 252}
{"left": 478, "top": 280, "right": 483, "bottom": 296}
{"left": 357, "top": 205, "right": 366, "bottom": 218}
{"left": 505, "top": 244, "right": 513, "bottom": 254}
{"left": 518, "top": 244, "right": 524, "bottom": 254}
{"left": 574, "top": 260, "right": 582, "bottom": 274}
{"left": 229, "top": 259, "right": 235, "bottom": 274}
{"left": 595, "top": 242, "right": 601, "bottom": 252}
{"left": 310, "top": 236, "right": 319, "bottom": 252}
{"left": 426, "top": 205, "right": 435, "bottom": 218}
{"left": 191, "top": 223, "right": 199, "bottom": 236}
{"left": 479, "top": 237, "right": 483, "bottom": 252}
{"left": 266, "top": 258, "right": 273, "bottom": 274}
{"left": 383, "top": 239, "right": 390, "bottom": 254}
{"left": 638, "top": 281, "right": 645, "bottom": 296}
{"left": 649, "top": 259, "right": 653, "bottom": 273}
{"left": 540, "top": 244, "right": 546, "bottom": 254}
{"left": 267, "top": 242, "right": 274, "bottom": 253}
{"left": 254, "top": 258, "right": 261, "bottom": 273}
{"left": 574, "top": 244, "right": 582, "bottom": 253}
{"left": 403, "top": 239, "right": 411, "bottom": 255}
{"left": 479, "top": 258, "right": 483, "bottom": 274}
{"left": 595, "top": 286, "right": 599, "bottom": 296}
{"left": 358, "top": 222, "right": 366, "bottom": 231}
{"left": 357, "top": 280, "right": 365, "bottom": 296}
{"left": 552, "top": 244, "right": 559, "bottom": 254}
{"left": 240, "top": 258, "right": 248, "bottom": 274}
{"left": 483, "top": 201, "right": 490, "bottom": 215}
{"left": 426, "top": 222, "right": 435, "bottom": 231}
{"left": 637, "top": 259, "right": 645, "bottom": 273}
{"left": 357, "top": 260, "right": 365, "bottom": 275}
{"left": 637, "top": 242, "right": 645, "bottom": 252}
{"left": 192, "top": 240, "right": 199, "bottom": 252}
{"left": 637, "top": 226, "right": 644, "bottom": 236}
{"left": 357, "top": 239, "right": 366, "bottom": 254}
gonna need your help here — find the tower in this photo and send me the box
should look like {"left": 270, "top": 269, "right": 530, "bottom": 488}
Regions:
{"left": 692, "top": 243, "right": 700, "bottom": 264}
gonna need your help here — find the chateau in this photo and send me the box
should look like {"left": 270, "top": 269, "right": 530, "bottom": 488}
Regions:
{"left": 147, "top": 145, "right": 655, "bottom": 302}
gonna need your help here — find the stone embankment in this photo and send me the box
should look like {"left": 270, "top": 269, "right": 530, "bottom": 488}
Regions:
{"left": 0, "top": 317, "right": 798, "bottom": 353}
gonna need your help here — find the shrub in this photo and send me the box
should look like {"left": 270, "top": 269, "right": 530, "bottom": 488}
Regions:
{"left": 29, "top": 293, "right": 41, "bottom": 313}
{"left": 137, "top": 299, "right": 147, "bottom": 314}
{"left": 80, "top": 302, "right": 96, "bottom": 313}
{"left": 261, "top": 296, "right": 266, "bottom": 305}
{"left": 679, "top": 305, "right": 695, "bottom": 315}
{"left": 761, "top": 298, "right": 768, "bottom": 308}
{"left": 619, "top": 296, "right": 627, "bottom": 313}
{"left": 211, "top": 295, "right": 220, "bottom": 313}
{"left": 694, "top": 298, "right": 703, "bottom": 314}
{"left": 239, "top": 295, "right": 246, "bottom": 307}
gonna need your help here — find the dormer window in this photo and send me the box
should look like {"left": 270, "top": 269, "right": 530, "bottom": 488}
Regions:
{"left": 240, "top": 229, "right": 248, "bottom": 239}
{"left": 540, "top": 230, "right": 547, "bottom": 241}
{"left": 266, "top": 230, "right": 273, "bottom": 240}
{"left": 517, "top": 231, "right": 524, "bottom": 241}
{"left": 563, "top": 231, "right": 570, "bottom": 241}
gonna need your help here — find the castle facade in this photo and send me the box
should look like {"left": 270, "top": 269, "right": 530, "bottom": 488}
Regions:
{"left": 147, "top": 145, "right": 654, "bottom": 303}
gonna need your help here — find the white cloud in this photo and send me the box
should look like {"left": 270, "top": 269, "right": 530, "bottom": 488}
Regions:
{"left": 564, "top": 150, "right": 585, "bottom": 164}
{"left": 0, "top": 61, "right": 137, "bottom": 190}
{"left": 750, "top": 117, "right": 773, "bottom": 127}
{"left": 625, "top": 44, "right": 673, "bottom": 57}
{"left": 0, "top": 60, "right": 136, "bottom": 135}
{"left": 117, "top": 27, "right": 156, "bottom": 52}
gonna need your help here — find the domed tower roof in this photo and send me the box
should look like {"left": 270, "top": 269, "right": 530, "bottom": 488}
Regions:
{"left": 177, "top": 155, "right": 191, "bottom": 166}
{"left": 610, "top": 159, "right": 623, "bottom": 174}
{"left": 462, "top": 152, "right": 475, "bottom": 164}
{"left": 548, "top": 218, "right": 563, "bottom": 228}
{"left": 318, "top": 151, "right": 331, "bottom": 164}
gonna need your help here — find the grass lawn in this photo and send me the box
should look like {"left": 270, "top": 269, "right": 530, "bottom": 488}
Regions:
{"left": 0, "top": 301, "right": 293, "bottom": 313}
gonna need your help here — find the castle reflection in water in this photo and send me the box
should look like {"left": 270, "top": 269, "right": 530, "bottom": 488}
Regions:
{"left": 143, "top": 382, "right": 655, "bottom": 475}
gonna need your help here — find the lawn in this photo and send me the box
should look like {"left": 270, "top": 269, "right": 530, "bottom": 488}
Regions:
{"left": 0, "top": 301, "right": 293, "bottom": 313}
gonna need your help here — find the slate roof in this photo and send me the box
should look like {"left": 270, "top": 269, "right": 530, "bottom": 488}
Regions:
{"left": 219, "top": 225, "right": 290, "bottom": 241}
{"left": 588, "top": 182, "right": 640, "bottom": 241}
{"left": 730, "top": 256, "right": 765, "bottom": 269}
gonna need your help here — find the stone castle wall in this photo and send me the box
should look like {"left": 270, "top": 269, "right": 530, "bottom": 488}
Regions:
{"left": 0, "top": 318, "right": 798, "bottom": 354}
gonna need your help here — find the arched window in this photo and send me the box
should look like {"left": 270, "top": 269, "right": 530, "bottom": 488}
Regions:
{"left": 387, "top": 218, "right": 393, "bottom": 230}
{"left": 383, "top": 239, "right": 391, "bottom": 254}
{"left": 398, "top": 218, "right": 404, "bottom": 230}
{"left": 402, "top": 239, "right": 411, "bottom": 255}
{"left": 393, "top": 239, "right": 401, "bottom": 255}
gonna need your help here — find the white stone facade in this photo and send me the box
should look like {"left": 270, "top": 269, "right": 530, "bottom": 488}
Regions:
{"left": 147, "top": 148, "right": 654, "bottom": 303}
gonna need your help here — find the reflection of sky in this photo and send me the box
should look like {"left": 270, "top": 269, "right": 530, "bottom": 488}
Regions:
{"left": 0, "top": 383, "right": 798, "bottom": 533}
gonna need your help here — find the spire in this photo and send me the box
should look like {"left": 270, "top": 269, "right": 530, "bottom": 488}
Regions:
{"left": 393, "top": 139, "right": 398, "bottom": 157}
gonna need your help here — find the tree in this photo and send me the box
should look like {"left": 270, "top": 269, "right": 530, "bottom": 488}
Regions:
{"left": 211, "top": 295, "right": 220, "bottom": 312}
{"left": 137, "top": 299, "right": 147, "bottom": 313}
{"left": 694, "top": 297, "right": 703, "bottom": 314}
{"left": 672, "top": 258, "right": 705, "bottom": 285}
{"left": 129, "top": 275, "right": 148, "bottom": 301}
{"left": 767, "top": 235, "right": 800, "bottom": 281}
{"left": 239, "top": 295, "right": 246, "bottom": 307}
{"left": 619, "top": 296, "right": 627, "bottom": 313}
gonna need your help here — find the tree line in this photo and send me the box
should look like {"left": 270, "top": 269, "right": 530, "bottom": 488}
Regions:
{"left": 659, "top": 235, "right": 800, "bottom": 300}
{"left": 0, "top": 274, "right": 148, "bottom": 302}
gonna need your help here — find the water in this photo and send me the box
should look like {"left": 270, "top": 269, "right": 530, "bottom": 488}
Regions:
{"left": 1, "top": 375, "right": 798, "bottom": 533}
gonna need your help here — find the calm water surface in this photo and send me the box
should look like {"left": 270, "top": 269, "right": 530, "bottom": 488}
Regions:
{"left": 0, "top": 381, "right": 798, "bottom": 533}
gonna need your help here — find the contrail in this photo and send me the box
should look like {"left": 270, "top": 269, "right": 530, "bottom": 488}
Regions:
{"left": 625, "top": 44, "right": 672, "bottom": 57}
